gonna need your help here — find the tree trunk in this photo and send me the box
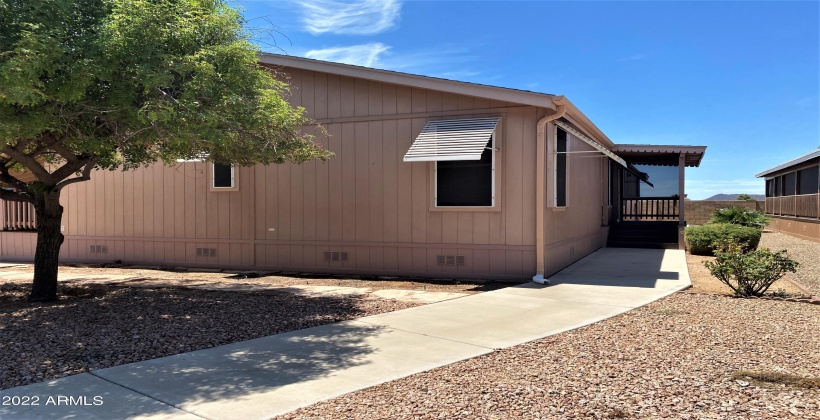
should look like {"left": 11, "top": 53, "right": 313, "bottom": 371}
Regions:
{"left": 29, "top": 191, "right": 64, "bottom": 302}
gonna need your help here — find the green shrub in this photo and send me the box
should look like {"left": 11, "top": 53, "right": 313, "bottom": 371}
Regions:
{"left": 704, "top": 243, "right": 798, "bottom": 297}
{"left": 685, "top": 223, "right": 761, "bottom": 256}
{"left": 711, "top": 206, "right": 770, "bottom": 229}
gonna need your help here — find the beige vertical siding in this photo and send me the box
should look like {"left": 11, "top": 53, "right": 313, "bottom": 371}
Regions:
{"left": 543, "top": 128, "right": 610, "bottom": 276}
{"left": 1, "top": 67, "right": 610, "bottom": 280}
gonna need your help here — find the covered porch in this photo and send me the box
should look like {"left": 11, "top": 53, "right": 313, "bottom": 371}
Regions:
{"left": 607, "top": 145, "right": 706, "bottom": 249}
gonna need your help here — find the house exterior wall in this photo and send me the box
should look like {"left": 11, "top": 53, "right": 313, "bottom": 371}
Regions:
{"left": 0, "top": 66, "right": 611, "bottom": 280}
{"left": 543, "top": 128, "right": 609, "bottom": 276}
{"left": 766, "top": 217, "right": 820, "bottom": 243}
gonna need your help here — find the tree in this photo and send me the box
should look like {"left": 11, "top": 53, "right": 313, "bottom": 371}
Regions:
{"left": 736, "top": 194, "right": 753, "bottom": 201}
{"left": 0, "top": 0, "right": 332, "bottom": 301}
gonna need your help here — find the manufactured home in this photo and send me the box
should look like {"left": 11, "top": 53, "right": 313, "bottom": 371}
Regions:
{"left": 0, "top": 54, "right": 706, "bottom": 281}
{"left": 757, "top": 150, "right": 820, "bottom": 242}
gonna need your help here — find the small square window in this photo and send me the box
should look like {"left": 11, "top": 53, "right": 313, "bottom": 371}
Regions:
{"left": 211, "top": 163, "right": 238, "bottom": 191}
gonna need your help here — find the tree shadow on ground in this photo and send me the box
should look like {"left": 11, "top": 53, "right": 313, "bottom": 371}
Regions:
{"left": 0, "top": 282, "right": 411, "bottom": 392}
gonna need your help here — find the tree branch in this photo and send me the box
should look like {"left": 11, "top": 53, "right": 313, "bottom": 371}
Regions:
{"left": 0, "top": 163, "right": 34, "bottom": 196}
{"left": 55, "top": 156, "right": 99, "bottom": 191}
{"left": 48, "top": 141, "right": 79, "bottom": 163}
{"left": 2, "top": 143, "right": 54, "bottom": 184}
{"left": 0, "top": 187, "right": 32, "bottom": 203}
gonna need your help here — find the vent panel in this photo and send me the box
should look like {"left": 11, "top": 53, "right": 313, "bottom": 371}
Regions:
{"left": 89, "top": 245, "right": 107, "bottom": 254}
{"left": 196, "top": 247, "right": 217, "bottom": 257}
{"left": 324, "top": 251, "right": 349, "bottom": 262}
{"left": 437, "top": 254, "right": 466, "bottom": 266}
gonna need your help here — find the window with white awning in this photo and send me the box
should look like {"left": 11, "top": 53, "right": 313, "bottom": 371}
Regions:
{"left": 404, "top": 117, "right": 500, "bottom": 207}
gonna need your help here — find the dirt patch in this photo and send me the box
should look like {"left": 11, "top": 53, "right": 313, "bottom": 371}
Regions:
{"left": 3, "top": 263, "right": 512, "bottom": 294}
{"left": 732, "top": 370, "right": 820, "bottom": 390}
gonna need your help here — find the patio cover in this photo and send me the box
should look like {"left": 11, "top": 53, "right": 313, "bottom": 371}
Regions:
{"left": 613, "top": 145, "right": 706, "bottom": 167}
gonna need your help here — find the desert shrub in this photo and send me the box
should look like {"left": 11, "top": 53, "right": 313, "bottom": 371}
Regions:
{"left": 711, "top": 206, "right": 770, "bottom": 229}
{"left": 704, "top": 242, "right": 798, "bottom": 297}
{"left": 685, "top": 223, "right": 761, "bottom": 256}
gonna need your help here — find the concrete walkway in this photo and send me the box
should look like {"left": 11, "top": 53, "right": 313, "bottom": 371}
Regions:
{"left": 0, "top": 248, "right": 690, "bottom": 420}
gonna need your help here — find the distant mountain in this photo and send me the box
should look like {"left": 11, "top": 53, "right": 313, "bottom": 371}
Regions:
{"left": 704, "top": 194, "right": 765, "bottom": 201}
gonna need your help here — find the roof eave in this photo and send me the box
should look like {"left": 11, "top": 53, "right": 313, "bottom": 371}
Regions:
{"left": 755, "top": 150, "right": 820, "bottom": 178}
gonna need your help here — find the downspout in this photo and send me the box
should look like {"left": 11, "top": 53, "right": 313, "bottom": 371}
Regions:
{"left": 532, "top": 96, "right": 567, "bottom": 285}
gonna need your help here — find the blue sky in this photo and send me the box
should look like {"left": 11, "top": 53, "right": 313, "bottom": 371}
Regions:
{"left": 234, "top": 0, "right": 819, "bottom": 199}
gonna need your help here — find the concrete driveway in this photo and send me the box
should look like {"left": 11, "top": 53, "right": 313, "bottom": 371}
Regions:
{"left": 0, "top": 248, "right": 690, "bottom": 420}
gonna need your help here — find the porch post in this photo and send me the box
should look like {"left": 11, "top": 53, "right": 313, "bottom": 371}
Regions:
{"left": 678, "top": 153, "right": 686, "bottom": 250}
{"left": 678, "top": 153, "right": 685, "bottom": 226}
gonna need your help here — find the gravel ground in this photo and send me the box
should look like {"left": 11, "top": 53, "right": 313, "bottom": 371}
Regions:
{"left": 281, "top": 293, "right": 819, "bottom": 419}
{"left": 760, "top": 230, "right": 820, "bottom": 295}
{"left": 0, "top": 282, "right": 417, "bottom": 391}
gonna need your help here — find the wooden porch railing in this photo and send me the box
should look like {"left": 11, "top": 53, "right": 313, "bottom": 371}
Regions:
{"left": 621, "top": 197, "right": 680, "bottom": 221}
{"left": 765, "top": 194, "right": 820, "bottom": 219}
{"left": 1, "top": 200, "right": 37, "bottom": 231}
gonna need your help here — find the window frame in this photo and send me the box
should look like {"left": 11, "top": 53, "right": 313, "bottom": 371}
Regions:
{"left": 432, "top": 133, "right": 497, "bottom": 209}
{"left": 553, "top": 126, "right": 568, "bottom": 207}
{"left": 783, "top": 172, "right": 797, "bottom": 196}
{"left": 797, "top": 165, "right": 819, "bottom": 195}
{"left": 210, "top": 163, "right": 239, "bottom": 192}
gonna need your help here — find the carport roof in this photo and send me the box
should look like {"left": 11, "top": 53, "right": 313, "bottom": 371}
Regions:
{"left": 613, "top": 145, "right": 706, "bottom": 167}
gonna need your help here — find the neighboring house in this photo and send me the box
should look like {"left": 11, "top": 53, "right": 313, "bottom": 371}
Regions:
{"left": 0, "top": 54, "right": 706, "bottom": 281}
{"left": 756, "top": 150, "right": 820, "bottom": 242}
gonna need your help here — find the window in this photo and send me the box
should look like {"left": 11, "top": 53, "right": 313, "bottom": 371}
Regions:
{"left": 435, "top": 136, "right": 494, "bottom": 206}
{"left": 774, "top": 176, "right": 782, "bottom": 196}
{"left": 766, "top": 179, "right": 774, "bottom": 197}
{"left": 608, "top": 160, "right": 614, "bottom": 205}
{"left": 555, "top": 127, "right": 567, "bottom": 207}
{"left": 798, "top": 166, "right": 819, "bottom": 195}
{"left": 783, "top": 172, "right": 796, "bottom": 196}
{"left": 212, "top": 163, "right": 235, "bottom": 189}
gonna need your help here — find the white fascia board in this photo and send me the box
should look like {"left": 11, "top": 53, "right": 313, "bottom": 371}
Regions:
{"left": 755, "top": 150, "right": 820, "bottom": 178}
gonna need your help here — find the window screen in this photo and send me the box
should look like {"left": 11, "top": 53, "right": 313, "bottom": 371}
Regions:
{"left": 436, "top": 138, "right": 493, "bottom": 206}
{"left": 766, "top": 179, "right": 774, "bottom": 197}
{"left": 556, "top": 128, "right": 567, "bottom": 207}
{"left": 798, "top": 166, "right": 819, "bottom": 195}
{"left": 213, "top": 163, "right": 234, "bottom": 188}
{"left": 783, "top": 172, "right": 796, "bottom": 196}
{"left": 774, "top": 176, "right": 782, "bottom": 196}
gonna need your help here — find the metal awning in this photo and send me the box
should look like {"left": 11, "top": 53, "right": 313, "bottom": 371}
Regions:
{"left": 403, "top": 117, "right": 499, "bottom": 162}
{"left": 613, "top": 144, "right": 707, "bottom": 167}
{"left": 554, "top": 120, "right": 628, "bottom": 169}
{"left": 553, "top": 120, "right": 654, "bottom": 187}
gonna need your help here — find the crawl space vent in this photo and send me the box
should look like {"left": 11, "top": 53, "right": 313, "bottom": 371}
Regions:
{"left": 324, "top": 251, "right": 349, "bottom": 262}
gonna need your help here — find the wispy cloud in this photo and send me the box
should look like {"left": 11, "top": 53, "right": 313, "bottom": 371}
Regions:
{"left": 297, "top": 0, "right": 402, "bottom": 35}
{"left": 619, "top": 54, "right": 646, "bottom": 62}
{"left": 305, "top": 43, "right": 390, "bottom": 67}
{"left": 796, "top": 96, "right": 817, "bottom": 107}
